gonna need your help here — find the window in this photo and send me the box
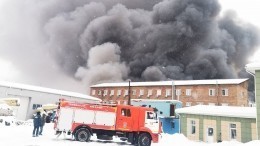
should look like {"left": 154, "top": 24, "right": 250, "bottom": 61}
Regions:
{"left": 157, "top": 89, "right": 161, "bottom": 97}
{"left": 241, "top": 92, "right": 244, "bottom": 98}
{"left": 117, "top": 90, "right": 121, "bottom": 96}
{"left": 191, "top": 120, "right": 196, "bottom": 134}
{"left": 91, "top": 90, "right": 95, "bottom": 95}
{"left": 208, "top": 128, "right": 213, "bottom": 136}
{"left": 186, "top": 102, "right": 191, "bottom": 107}
{"left": 171, "top": 121, "right": 175, "bottom": 129}
{"left": 132, "top": 90, "right": 136, "bottom": 95}
{"left": 148, "top": 90, "right": 153, "bottom": 97}
{"left": 146, "top": 111, "right": 155, "bottom": 119}
{"left": 176, "top": 89, "right": 181, "bottom": 96}
{"left": 222, "top": 89, "right": 228, "bottom": 96}
{"left": 230, "top": 124, "right": 237, "bottom": 140}
{"left": 32, "top": 104, "right": 42, "bottom": 110}
{"left": 98, "top": 90, "right": 102, "bottom": 95}
{"left": 186, "top": 89, "right": 191, "bottom": 96}
{"left": 166, "top": 89, "right": 171, "bottom": 97}
{"left": 140, "top": 89, "right": 144, "bottom": 96}
{"left": 209, "top": 89, "right": 215, "bottom": 96}
{"left": 110, "top": 90, "right": 114, "bottom": 96}
{"left": 121, "top": 108, "right": 131, "bottom": 117}
{"left": 124, "top": 90, "right": 128, "bottom": 96}
{"left": 103, "top": 90, "right": 108, "bottom": 96}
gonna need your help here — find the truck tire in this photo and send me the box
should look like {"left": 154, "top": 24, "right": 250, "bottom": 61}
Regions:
{"left": 137, "top": 133, "right": 151, "bottom": 146}
{"left": 75, "top": 128, "right": 91, "bottom": 142}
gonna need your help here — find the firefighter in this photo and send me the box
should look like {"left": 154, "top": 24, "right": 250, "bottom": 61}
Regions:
{"left": 32, "top": 111, "right": 41, "bottom": 137}
{"left": 39, "top": 113, "right": 46, "bottom": 135}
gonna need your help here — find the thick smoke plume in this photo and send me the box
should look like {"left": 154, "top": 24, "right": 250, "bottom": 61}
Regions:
{"left": 0, "top": 0, "right": 259, "bottom": 99}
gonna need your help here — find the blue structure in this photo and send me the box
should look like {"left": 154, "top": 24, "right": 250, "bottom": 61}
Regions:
{"left": 131, "top": 99, "right": 182, "bottom": 134}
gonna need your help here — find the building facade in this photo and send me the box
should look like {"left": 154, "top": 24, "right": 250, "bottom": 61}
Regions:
{"left": 176, "top": 105, "right": 257, "bottom": 143}
{"left": 90, "top": 79, "right": 249, "bottom": 107}
{"left": 0, "top": 81, "right": 101, "bottom": 120}
{"left": 246, "top": 63, "right": 260, "bottom": 140}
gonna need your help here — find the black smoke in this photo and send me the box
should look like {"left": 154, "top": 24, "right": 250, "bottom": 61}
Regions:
{"left": 0, "top": 0, "right": 259, "bottom": 98}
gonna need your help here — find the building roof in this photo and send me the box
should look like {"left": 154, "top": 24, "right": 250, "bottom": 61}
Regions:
{"left": 0, "top": 81, "right": 101, "bottom": 102}
{"left": 131, "top": 99, "right": 182, "bottom": 104}
{"left": 245, "top": 62, "right": 260, "bottom": 74}
{"left": 175, "top": 105, "right": 256, "bottom": 119}
{"left": 91, "top": 79, "right": 248, "bottom": 87}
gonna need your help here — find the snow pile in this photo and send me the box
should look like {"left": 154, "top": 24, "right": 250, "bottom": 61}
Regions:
{"left": 0, "top": 116, "right": 16, "bottom": 126}
{"left": 155, "top": 133, "right": 193, "bottom": 146}
{"left": 156, "top": 133, "right": 260, "bottom": 146}
{"left": 16, "top": 119, "right": 33, "bottom": 126}
{"left": 0, "top": 102, "right": 14, "bottom": 116}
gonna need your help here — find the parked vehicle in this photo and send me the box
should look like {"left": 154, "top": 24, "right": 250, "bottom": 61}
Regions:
{"left": 54, "top": 99, "right": 161, "bottom": 146}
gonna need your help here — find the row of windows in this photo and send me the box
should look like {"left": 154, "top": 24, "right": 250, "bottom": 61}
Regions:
{"left": 190, "top": 120, "right": 237, "bottom": 140}
{"left": 92, "top": 88, "right": 230, "bottom": 97}
{"left": 32, "top": 104, "right": 42, "bottom": 110}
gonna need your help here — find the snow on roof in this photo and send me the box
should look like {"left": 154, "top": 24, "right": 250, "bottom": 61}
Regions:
{"left": 91, "top": 79, "right": 248, "bottom": 87}
{"left": 175, "top": 105, "right": 256, "bottom": 119}
{"left": 245, "top": 62, "right": 260, "bottom": 74}
{"left": 131, "top": 99, "right": 182, "bottom": 104}
{"left": 0, "top": 81, "right": 101, "bottom": 102}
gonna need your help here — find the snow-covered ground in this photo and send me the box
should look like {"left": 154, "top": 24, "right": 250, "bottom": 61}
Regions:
{"left": 0, "top": 117, "right": 259, "bottom": 146}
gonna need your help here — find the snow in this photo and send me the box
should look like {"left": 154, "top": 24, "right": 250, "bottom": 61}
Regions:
{"left": 0, "top": 102, "right": 14, "bottom": 116}
{"left": 245, "top": 63, "right": 260, "bottom": 74}
{"left": 0, "top": 117, "right": 259, "bottom": 146}
{"left": 91, "top": 79, "right": 248, "bottom": 87}
{"left": 175, "top": 105, "right": 256, "bottom": 118}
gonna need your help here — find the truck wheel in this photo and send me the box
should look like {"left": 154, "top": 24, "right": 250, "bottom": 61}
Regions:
{"left": 137, "top": 133, "right": 151, "bottom": 146}
{"left": 75, "top": 128, "right": 91, "bottom": 142}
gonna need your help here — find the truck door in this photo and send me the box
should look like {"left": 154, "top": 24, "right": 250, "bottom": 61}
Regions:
{"left": 116, "top": 108, "right": 132, "bottom": 131}
{"left": 145, "top": 111, "right": 159, "bottom": 133}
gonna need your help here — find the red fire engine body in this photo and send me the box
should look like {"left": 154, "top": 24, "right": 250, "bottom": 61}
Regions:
{"left": 54, "top": 99, "right": 161, "bottom": 146}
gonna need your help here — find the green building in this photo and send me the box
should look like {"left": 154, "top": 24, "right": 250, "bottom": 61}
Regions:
{"left": 176, "top": 105, "right": 256, "bottom": 143}
{"left": 246, "top": 63, "right": 260, "bottom": 140}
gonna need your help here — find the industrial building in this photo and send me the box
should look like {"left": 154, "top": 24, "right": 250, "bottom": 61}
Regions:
{"left": 0, "top": 81, "right": 101, "bottom": 120}
{"left": 90, "top": 79, "right": 249, "bottom": 107}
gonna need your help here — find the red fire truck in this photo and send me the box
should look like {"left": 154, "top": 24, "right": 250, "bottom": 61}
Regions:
{"left": 54, "top": 99, "right": 161, "bottom": 146}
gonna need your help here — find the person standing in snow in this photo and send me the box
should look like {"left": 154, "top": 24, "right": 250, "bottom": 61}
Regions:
{"left": 32, "top": 111, "right": 41, "bottom": 137}
{"left": 39, "top": 113, "right": 46, "bottom": 135}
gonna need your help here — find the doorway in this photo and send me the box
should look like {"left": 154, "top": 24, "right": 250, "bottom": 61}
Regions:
{"left": 207, "top": 127, "right": 214, "bottom": 143}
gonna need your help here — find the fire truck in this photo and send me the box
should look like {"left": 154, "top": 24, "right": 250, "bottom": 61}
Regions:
{"left": 54, "top": 99, "right": 161, "bottom": 146}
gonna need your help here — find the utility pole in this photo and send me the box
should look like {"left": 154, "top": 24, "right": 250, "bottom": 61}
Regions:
{"left": 172, "top": 80, "right": 175, "bottom": 100}
{"left": 128, "top": 80, "right": 131, "bottom": 105}
{"left": 216, "top": 80, "right": 219, "bottom": 106}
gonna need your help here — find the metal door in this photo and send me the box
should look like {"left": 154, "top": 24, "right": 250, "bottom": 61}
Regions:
{"left": 207, "top": 127, "right": 214, "bottom": 143}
